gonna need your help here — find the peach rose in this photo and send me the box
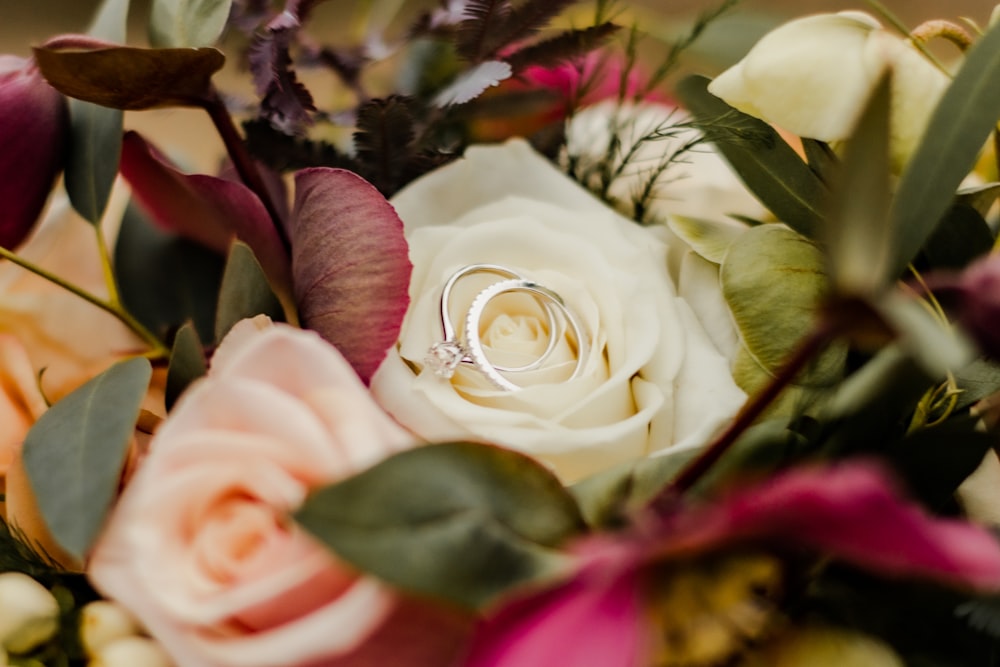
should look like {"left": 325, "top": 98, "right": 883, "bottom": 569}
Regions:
{"left": 88, "top": 319, "right": 459, "bottom": 667}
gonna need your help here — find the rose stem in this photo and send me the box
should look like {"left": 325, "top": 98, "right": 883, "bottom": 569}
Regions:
{"left": 661, "top": 316, "right": 840, "bottom": 500}
{"left": 199, "top": 86, "right": 290, "bottom": 253}
{"left": 0, "top": 245, "right": 169, "bottom": 357}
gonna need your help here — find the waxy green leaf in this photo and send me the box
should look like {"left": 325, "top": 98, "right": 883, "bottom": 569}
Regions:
{"left": 149, "top": 0, "right": 233, "bottom": 48}
{"left": 22, "top": 358, "right": 152, "bottom": 561}
{"left": 675, "top": 75, "right": 829, "bottom": 240}
{"left": 889, "top": 20, "right": 1000, "bottom": 279}
{"left": 723, "top": 224, "right": 845, "bottom": 389}
{"left": 295, "top": 442, "right": 585, "bottom": 609}
{"left": 166, "top": 322, "right": 207, "bottom": 411}
{"left": 59, "top": 0, "right": 129, "bottom": 224}
{"left": 34, "top": 46, "right": 224, "bottom": 110}
{"left": 215, "top": 241, "right": 284, "bottom": 343}
{"left": 825, "top": 73, "right": 892, "bottom": 296}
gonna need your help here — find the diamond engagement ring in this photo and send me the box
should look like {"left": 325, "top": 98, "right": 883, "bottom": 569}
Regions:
{"left": 424, "top": 264, "right": 589, "bottom": 391}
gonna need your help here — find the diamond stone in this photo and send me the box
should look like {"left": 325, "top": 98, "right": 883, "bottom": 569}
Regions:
{"left": 425, "top": 340, "right": 465, "bottom": 378}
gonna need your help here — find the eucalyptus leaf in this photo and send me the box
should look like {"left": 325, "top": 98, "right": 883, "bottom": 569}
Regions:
{"left": 825, "top": 73, "right": 892, "bottom": 296}
{"left": 115, "top": 200, "right": 223, "bottom": 344}
{"left": 919, "top": 204, "right": 993, "bottom": 271}
{"left": 60, "top": 0, "right": 129, "bottom": 224}
{"left": 64, "top": 99, "right": 122, "bottom": 225}
{"left": 953, "top": 359, "right": 1000, "bottom": 412}
{"left": 215, "top": 241, "right": 284, "bottom": 343}
{"left": 22, "top": 358, "right": 152, "bottom": 561}
{"left": 666, "top": 215, "right": 747, "bottom": 264}
{"left": 149, "top": 0, "right": 233, "bottom": 48}
{"left": 722, "top": 224, "right": 845, "bottom": 387}
{"left": 889, "top": 20, "right": 1000, "bottom": 279}
{"left": 675, "top": 75, "right": 829, "bottom": 239}
{"left": 166, "top": 323, "right": 207, "bottom": 411}
{"left": 801, "top": 138, "right": 838, "bottom": 185}
{"left": 34, "top": 46, "right": 225, "bottom": 110}
{"left": 295, "top": 442, "right": 585, "bottom": 609}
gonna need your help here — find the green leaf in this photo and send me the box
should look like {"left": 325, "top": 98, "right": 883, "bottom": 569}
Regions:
{"left": 825, "top": 73, "right": 892, "bottom": 296}
{"left": 800, "top": 138, "right": 838, "bottom": 185}
{"left": 166, "top": 322, "right": 207, "bottom": 411}
{"left": 953, "top": 359, "right": 1000, "bottom": 412}
{"left": 115, "top": 201, "right": 224, "bottom": 344}
{"left": 64, "top": 99, "right": 122, "bottom": 225}
{"left": 722, "top": 224, "right": 846, "bottom": 387}
{"left": 215, "top": 241, "right": 284, "bottom": 344}
{"left": 149, "top": 0, "right": 233, "bottom": 48}
{"left": 666, "top": 215, "right": 747, "bottom": 264}
{"left": 34, "top": 46, "right": 225, "bottom": 110}
{"left": 888, "top": 20, "right": 1000, "bottom": 279}
{"left": 919, "top": 204, "right": 993, "bottom": 271}
{"left": 22, "top": 358, "right": 152, "bottom": 561}
{"left": 295, "top": 442, "right": 585, "bottom": 609}
{"left": 873, "top": 292, "right": 975, "bottom": 379}
{"left": 61, "top": 0, "right": 129, "bottom": 225}
{"left": 675, "top": 75, "right": 829, "bottom": 239}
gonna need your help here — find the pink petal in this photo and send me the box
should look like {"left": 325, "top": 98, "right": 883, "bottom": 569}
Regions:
{"left": 462, "top": 567, "right": 647, "bottom": 667}
{"left": 651, "top": 462, "right": 1000, "bottom": 590}
{"left": 290, "top": 167, "right": 411, "bottom": 384}
{"left": 120, "top": 131, "right": 291, "bottom": 297}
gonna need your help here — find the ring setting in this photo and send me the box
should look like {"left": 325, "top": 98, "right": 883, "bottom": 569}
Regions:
{"left": 424, "top": 264, "right": 588, "bottom": 391}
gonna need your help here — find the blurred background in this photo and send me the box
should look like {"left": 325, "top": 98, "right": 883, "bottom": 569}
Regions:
{"left": 4, "top": 0, "right": 990, "bottom": 171}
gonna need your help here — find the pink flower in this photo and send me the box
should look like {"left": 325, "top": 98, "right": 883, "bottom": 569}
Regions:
{"left": 88, "top": 319, "right": 467, "bottom": 667}
{"left": 927, "top": 254, "right": 1000, "bottom": 359}
{"left": 0, "top": 55, "right": 68, "bottom": 250}
{"left": 462, "top": 462, "right": 1000, "bottom": 667}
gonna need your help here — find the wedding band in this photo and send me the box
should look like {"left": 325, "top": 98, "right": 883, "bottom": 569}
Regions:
{"left": 425, "top": 264, "right": 588, "bottom": 391}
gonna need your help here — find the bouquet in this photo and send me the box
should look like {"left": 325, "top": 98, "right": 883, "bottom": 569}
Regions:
{"left": 2, "top": 0, "right": 1000, "bottom": 665}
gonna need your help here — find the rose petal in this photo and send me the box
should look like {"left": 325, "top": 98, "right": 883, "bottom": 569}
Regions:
{"left": 462, "top": 567, "right": 647, "bottom": 667}
{"left": 119, "top": 131, "right": 291, "bottom": 298}
{"left": 290, "top": 168, "right": 412, "bottom": 384}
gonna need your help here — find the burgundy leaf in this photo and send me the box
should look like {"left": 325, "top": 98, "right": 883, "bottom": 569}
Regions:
{"left": 290, "top": 167, "right": 412, "bottom": 384}
{"left": 120, "top": 131, "right": 291, "bottom": 299}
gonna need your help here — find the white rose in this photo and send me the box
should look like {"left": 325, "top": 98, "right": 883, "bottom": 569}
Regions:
{"left": 707, "top": 11, "right": 950, "bottom": 170}
{"left": 562, "top": 100, "right": 768, "bottom": 226}
{"left": 371, "top": 139, "right": 746, "bottom": 483}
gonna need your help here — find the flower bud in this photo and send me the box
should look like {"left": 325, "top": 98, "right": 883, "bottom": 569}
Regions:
{"left": 79, "top": 601, "right": 141, "bottom": 657}
{"left": 0, "top": 572, "right": 60, "bottom": 654}
{"left": 707, "top": 11, "right": 950, "bottom": 171}
{"left": 88, "top": 636, "right": 173, "bottom": 667}
{"left": 0, "top": 55, "right": 69, "bottom": 250}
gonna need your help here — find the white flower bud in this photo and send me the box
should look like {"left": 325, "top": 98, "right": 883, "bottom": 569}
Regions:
{"left": 79, "top": 601, "right": 142, "bottom": 657}
{"left": 0, "top": 572, "right": 59, "bottom": 654}
{"left": 89, "top": 636, "right": 174, "bottom": 667}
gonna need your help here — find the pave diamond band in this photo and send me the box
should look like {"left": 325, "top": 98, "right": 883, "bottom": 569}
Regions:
{"left": 424, "top": 264, "right": 588, "bottom": 391}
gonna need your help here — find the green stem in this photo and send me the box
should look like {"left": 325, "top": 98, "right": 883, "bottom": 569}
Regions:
{"left": 659, "top": 316, "right": 839, "bottom": 500}
{"left": 94, "top": 223, "right": 121, "bottom": 307}
{"left": 0, "top": 246, "right": 169, "bottom": 358}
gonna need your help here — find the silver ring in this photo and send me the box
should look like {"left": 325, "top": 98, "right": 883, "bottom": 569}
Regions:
{"left": 424, "top": 264, "right": 589, "bottom": 391}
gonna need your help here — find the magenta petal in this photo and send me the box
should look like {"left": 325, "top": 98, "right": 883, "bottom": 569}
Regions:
{"left": 659, "top": 462, "right": 1000, "bottom": 590}
{"left": 120, "top": 131, "right": 291, "bottom": 296}
{"left": 462, "top": 568, "right": 647, "bottom": 667}
{"left": 290, "top": 168, "right": 412, "bottom": 384}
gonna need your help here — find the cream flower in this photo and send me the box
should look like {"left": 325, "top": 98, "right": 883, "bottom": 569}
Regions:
{"left": 371, "top": 140, "right": 746, "bottom": 483}
{"left": 707, "top": 11, "right": 951, "bottom": 170}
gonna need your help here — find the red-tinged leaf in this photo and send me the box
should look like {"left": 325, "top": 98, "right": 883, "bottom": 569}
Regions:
{"left": 120, "top": 131, "right": 291, "bottom": 298}
{"left": 290, "top": 168, "right": 412, "bottom": 384}
{"left": 33, "top": 42, "right": 224, "bottom": 109}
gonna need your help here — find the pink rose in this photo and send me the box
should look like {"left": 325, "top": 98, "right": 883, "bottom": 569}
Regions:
{"left": 89, "top": 320, "right": 462, "bottom": 667}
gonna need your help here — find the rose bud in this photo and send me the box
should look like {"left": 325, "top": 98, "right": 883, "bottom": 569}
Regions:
{"left": 707, "top": 11, "right": 949, "bottom": 171}
{"left": 0, "top": 55, "right": 69, "bottom": 250}
{"left": 79, "top": 601, "right": 142, "bottom": 657}
{"left": 88, "top": 637, "right": 173, "bottom": 667}
{"left": 0, "top": 572, "right": 59, "bottom": 654}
